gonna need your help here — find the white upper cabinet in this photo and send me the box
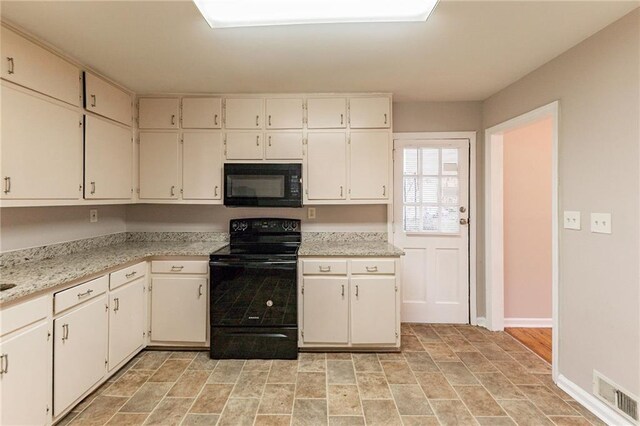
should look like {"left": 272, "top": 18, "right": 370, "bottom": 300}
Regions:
{"left": 265, "top": 98, "right": 304, "bottom": 129}
{"left": 265, "top": 132, "right": 303, "bottom": 160}
{"left": 1, "top": 84, "right": 82, "bottom": 200}
{"left": 138, "top": 132, "right": 180, "bottom": 200}
{"left": 138, "top": 98, "right": 180, "bottom": 129}
{"left": 183, "top": 132, "right": 223, "bottom": 200}
{"left": 349, "top": 97, "right": 391, "bottom": 128}
{"left": 224, "top": 98, "right": 263, "bottom": 129}
{"left": 307, "top": 97, "right": 347, "bottom": 129}
{"left": 84, "top": 72, "right": 132, "bottom": 126}
{"left": 349, "top": 131, "right": 389, "bottom": 200}
{"left": 182, "top": 97, "right": 222, "bottom": 129}
{"left": 225, "top": 132, "right": 263, "bottom": 160}
{"left": 306, "top": 132, "right": 347, "bottom": 200}
{"left": 84, "top": 116, "right": 133, "bottom": 200}
{"left": 1, "top": 26, "right": 79, "bottom": 106}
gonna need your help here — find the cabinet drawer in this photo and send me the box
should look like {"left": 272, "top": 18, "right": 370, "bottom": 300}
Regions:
{"left": 151, "top": 260, "right": 208, "bottom": 275}
{"left": 0, "top": 295, "right": 49, "bottom": 337}
{"left": 351, "top": 259, "right": 395, "bottom": 275}
{"left": 302, "top": 260, "right": 347, "bottom": 275}
{"left": 54, "top": 275, "right": 108, "bottom": 314}
{"left": 110, "top": 261, "right": 147, "bottom": 290}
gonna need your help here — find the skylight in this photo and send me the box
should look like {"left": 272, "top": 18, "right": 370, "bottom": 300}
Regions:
{"left": 193, "top": 0, "right": 439, "bottom": 29}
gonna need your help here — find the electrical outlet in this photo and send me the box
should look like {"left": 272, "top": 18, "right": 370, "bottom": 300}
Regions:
{"left": 89, "top": 209, "right": 98, "bottom": 223}
{"left": 563, "top": 211, "right": 581, "bottom": 230}
{"left": 307, "top": 207, "right": 316, "bottom": 219}
{"left": 590, "top": 213, "right": 611, "bottom": 234}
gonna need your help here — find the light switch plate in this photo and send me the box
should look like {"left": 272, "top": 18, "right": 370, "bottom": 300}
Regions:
{"left": 90, "top": 209, "right": 98, "bottom": 223}
{"left": 563, "top": 211, "right": 581, "bottom": 230}
{"left": 590, "top": 213, "right": 611, "bottom": 234}
{"left": 307, "top": 207, "right": 316, "bottom": 219}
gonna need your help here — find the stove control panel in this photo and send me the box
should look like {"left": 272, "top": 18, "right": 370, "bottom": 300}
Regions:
{"left": 230, "top": 218, "right": 301, "bottom": 234}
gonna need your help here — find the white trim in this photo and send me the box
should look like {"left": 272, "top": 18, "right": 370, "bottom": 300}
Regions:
{"left": 503, "top": 318, "right": 552, "bottom": 328}
{"left": 484, "top": 101, "right": 560, "bottom": 381}
{"left": 557, "top": 374, "right": 635, "bottom": 426}
{"left": 475, "top": 317, "right": 486, "bottom": 327}
{"left": 392, "top": 131, "right": 477, "bottom": 325}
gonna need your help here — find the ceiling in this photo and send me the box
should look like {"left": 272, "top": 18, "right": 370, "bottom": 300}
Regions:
{"left": 1, "top": 1, "right": 637, "bottom": 101}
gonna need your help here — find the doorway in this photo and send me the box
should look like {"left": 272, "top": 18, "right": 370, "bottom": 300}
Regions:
{"left": 484, "top": 101, "right": 559, "bottom": 379}
{"left": 392, "top": 135, "right": 475, "bottom": 324}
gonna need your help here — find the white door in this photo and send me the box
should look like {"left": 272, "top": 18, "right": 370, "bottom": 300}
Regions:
{"left": 84, "top": 116, "right": 133, "bottom": 200}
{"left": 224, "top": 98, "right": 263, "bottom": 129}
{"left": 306, "top": 98, "right": 347, "bottom": 129}
{"left": 84, "top": 72, "right": 132, "bottom": 126}
{"left": 266, "top": 98, "right": 304, "bottom": 129}
{"left": 109, "top": 278, "right": 145, "bottom": 370}
{"left": 350, "top": 131, "right": 389, "bottom": 200}
{"left": 302, "top": 277, "right": 349, "bottom": 344}
{"left": 265, "top": 132, "right": 303, "bottom": 160}
{"left": 393, "top": 139, "right": 470, "bottom": 323}
{"left": 182, "top": 98, "right": 222, "bottom": 129}
{"left": 54, "top": 295, "right": 108, "bottom": 416}
{"left": 138, "top": 132, "right": 180, "bottom": 200}
{"left": 225, "top": 132, "right": 264, "bottom": 160}
{"left": 350, "top": 277, "right": 396, "bottom": 344}
{"left": 138, "top": 98, "right": 180, "bottom": 129}
{"left": 183, "top": 132, "right": 223, "bottom": 200}
{"left": 349, "top": 97, "right": 390, "bottom": 129}
{"left": 306, "top": 132, "right": 347, "bottom": 200}
{"left": 0, "top": 322, "right": 51, "bottom": 426}
{"left": 150, "top": 277, "right": 207, "bottom": 343}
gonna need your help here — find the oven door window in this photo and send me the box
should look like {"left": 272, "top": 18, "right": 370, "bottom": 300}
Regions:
{"left": 227, "top": 175, "right": 285, "bottom": 198}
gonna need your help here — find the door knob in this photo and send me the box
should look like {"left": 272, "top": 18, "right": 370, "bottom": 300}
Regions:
{"left": 459, "top": 218, "right": 469, "bottom": 225}
{"left": 459, "top": 206, "right": 466, "bottom": 213}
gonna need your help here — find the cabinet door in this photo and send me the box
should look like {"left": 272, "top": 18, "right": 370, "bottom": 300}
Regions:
{"left": 265, "top": 132, "right": 303, "bottom": 160}
{"left": 302, "top": 277, "right": 349, "bottom": 344}
{"left": 225, "top": 132, "right": 263, "bottom": 160}
{"left": 84, "top": 72, "right": 132, "bottom": 126}
{"left": 0, "top": 322, "right": 50, "bottom": 426}
{"left": 151, "top": 277, "right": 207, "bottom": 343}
{"left": 54, "top": 295, "right": 108, "bottom": 416}
{"left": 182, "top": 97, "right": 222, "bottom": 129}
{"left": 1, "top": 26, "right": 79, "bottom": 106}
{"left": 349, "top": 97, "right": 390, "bottom": 129}
{"left": 1, "top": 84, "right": 82, "bottom": 200}
{"left": 183, "top": 132, "right": 223, "bottom": 200}
{"left": 307, "top": 98, "right": 346, "bottom": 129}
{"left": 266, "top": 98, "right": 303, "bottom": 129}
{"left": 138, "top": 98, "right": 180, "bottom": 129}
{"left": 224, "top": 98, "right": 263, "bottom": 129}
{"left": 349, "top": 131, "right": 389, "bottom": 200}
{"left": 109, "top": 278, "right": 145, "bottom": 370}
{"left": 84, "top": 116, "right": 133, "bottom": 200}
{"left": 139, "top": 132, "right": 180, "bottom": 200}
{"left": 306, "top": 132, "right": 347, "bottom": 200}
{"left": 350, "top": 277, "right": 396, "bottom": 344}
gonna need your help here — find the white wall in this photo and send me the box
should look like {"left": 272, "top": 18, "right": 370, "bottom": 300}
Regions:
{"left": 483, "top": 9, "right": 639, "bottom": 396}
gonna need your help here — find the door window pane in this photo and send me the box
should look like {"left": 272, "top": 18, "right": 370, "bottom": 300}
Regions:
{"left": 404, "top": 206, "right": 420, "bottom": 232}
{"left": 422, "top": 177, "right": 438, "bottom": 204}
{"left": 422, "top": 149, "right": 439, "bottom": 175}
{"left": 403, "top": 177, "right": 418, "bottom": 203}
{"left": 404, "top": 148, "right": 418, "bottom": 175}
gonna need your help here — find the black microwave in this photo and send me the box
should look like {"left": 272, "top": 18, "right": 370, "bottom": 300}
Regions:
{"left": 223, "top": 163, "right": 303, "bottom": 208}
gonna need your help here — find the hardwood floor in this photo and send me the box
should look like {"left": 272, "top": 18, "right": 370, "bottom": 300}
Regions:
{"left": 505, "top": 327, "right": 552, "bottom": 363}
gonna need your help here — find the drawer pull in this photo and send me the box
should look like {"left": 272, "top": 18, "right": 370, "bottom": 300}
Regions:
{"left": 214, "top": 114, "right": 219, "bottom": 126}
{"left": 113, "top": 297, "right": 120, "bottom": 312}
{"left": 171, "top": 265, "right": 184, "bottom": 271}
{"left": 7, "top": 57, "right": 14, "bottom": 75}
{"left": 319, "top": 266, "right": 331, "bottom": 272}
{"left": 341, "top": 284, "right": 344, "bottom": 296}
{"left": 171, "top": 114, "right": 176, "bottom": 126}
{"left": 77, "top": 289, "right": 94, "bottom": 298}
{"left": 61, "top": 324, "right": 69, "bottom": 341}
{"left": 0, "top": 354, "right": 8, "bottom": 374}
{"left": 4, "top": 176, "right": 11, "bottom": 194}
{"left": 125, "top": 271, "right": 137, "bottom": 279}
{"left": 90, "top": 94, "right": 97, "bottom": 107}
{"left": 366, "top": 266, "right": 378, "bottom": 272}
{"left": 355, "top": 284, "right": 359, "bottom": 297}
{"left": 198, "top": 284, "right": 203, "bottom": 298}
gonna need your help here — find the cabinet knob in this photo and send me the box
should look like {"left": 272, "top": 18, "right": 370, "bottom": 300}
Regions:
{"left": 7, "top": 57, "right": 14, "bottom": 75}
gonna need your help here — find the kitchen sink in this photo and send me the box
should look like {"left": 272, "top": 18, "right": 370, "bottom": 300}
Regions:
{"left": 0, "top": 283, "right": 16, "bottom": 291}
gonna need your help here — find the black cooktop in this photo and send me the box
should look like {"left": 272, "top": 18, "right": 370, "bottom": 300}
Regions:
{"left": 211, "top": 243, "right": 300, "bottom": 257}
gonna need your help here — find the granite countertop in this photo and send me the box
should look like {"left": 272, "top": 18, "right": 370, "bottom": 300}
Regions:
{"left": 0, "top": 241, "right": 227, "bottom": 305}
{"left": 298, "top": 241, "right": 404, "bottom": 257}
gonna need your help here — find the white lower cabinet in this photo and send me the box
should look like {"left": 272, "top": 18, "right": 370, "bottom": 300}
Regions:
{"left": 54, "top": 294, "right": 108, "bottom": 416}
{"left": 302, "top": 277, "right": 349, "bottom": 344}
{"left": 350, "top": 277, "right": 397, "bottom": 344}
{"left": 109, "top": 278, "right": 146, "bottom": 370}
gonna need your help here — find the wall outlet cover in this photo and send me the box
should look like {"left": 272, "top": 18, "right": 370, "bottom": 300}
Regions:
{"left": 563, "top": 211, "right": 581, "bottom": 230}
{"left": 90, "top": 209, "right": 98, "bottom": 223}
{"left": 590, "top": 213, "right": 611, "bottom": 234}
{"left": 307, "top": 207, "right": 316, "bottom": 219}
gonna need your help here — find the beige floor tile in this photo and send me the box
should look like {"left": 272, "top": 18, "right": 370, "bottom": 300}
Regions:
{"left": 401, "top": 323, "right": 415, "bottom": 335}
{"left": 535, "top": 374, "right": 574, "bottom": 401}
{"left": 258, "top": 384, "right": 295, "bottom": 414}
{"left": 401, "top": 335, "right": 426, "bottom": 352}
{"left": 377, "top": 352, "right": 406, "bottom": 361}
{"left": 268, "top": 360, "right": 299, "bottom": 384}
{"left": 298, "top": 353, "right": 326, "bottom": 372}
{"left": 168, "top": 351, "right": 198, "bottom": 360}
{"left": 352, "top": 354, "right": 382, "bottom": 372}
{"left": 148, "top": 360, "right": 191, "bottom": 383}
{"left": 472, "top": 343, "right": 513, "bottom": 362}
{"left": 422, "top": 343, "right": 459, "bottom": 361}
{"left": 566, "top": 401, "right": 607, "bottom": 426}
{"left": 401, "top": 415, "right": 440, "bottom": 425}
{"left": 430, "top": 400, "right": 477, "bottom": 426}
{"left": 381, "top": 361, "right": 417, "bottom": 384}
{"left": 295, "top": 372, "right": 327, "bottom": 398}
{"left": 71, "top": 396, "right": 129, "bottom": 426}
{"left": 413, "top": 372, "right": 457, "bottom": 399}
{"left": 243, "top": 359, "right": 273, "bottom": 371}
{"left": 105, "top": 413, "right": 149, "bottom": 425}
{"left": 499, "top": 399, "right": 554, "bottom": 426}
{"left": 143, "top": 397, "right": 193, "bottom": 425}
{"left": 254, "top": 414, "right": 292, "bottom": 426}
{"left": 431, "top": 325, "right": 462, "bottom": 337}
{"left": 292, "top": 399, "right": 328, "bottom": 426}
{"left": 549, "top": 416, "right": 594, "bottom": 426}
{"left": 57, "top": 411, "right": 80, "bottom": 426}
{"left": 518, "top": 385, "right": 578, "bottom": 416}
{"left": 326, "top": 353, "right": 353, "bottom": 360}
{"left": 512, "top": 351, "right": 552, "bottom": 374}
{"left": 389, "top": 384, "right": 433, "bottom": 415}
{"left": 456, "top": 352, "right": 497, "bottom": 373}
{"left": 474, "top": 372, "right": 525, "bottom": 400}
{"left": 120, "top": 383, "right": 172, "bottom": 413}
{"left": 207, "top": 360, "right": 245, "bottom": 384}
{"left": 361, "top": 399, "right": 402, "bottom": 426}
{"left": 217, "top": 398, "right": 259, "bottom": 426}
{"left": 231, "top": 370, "right": 268, "bottom": 398}
{"left": 327, "top": 360, "right": 356, "bottom": 384}
{"left": 456, "top": 327, "right": 488, "bottom": 343}
{"left": 475, "top": 416, "right": 517, "bottom": 425}
{"left": 133, "top": 352, "right": 172, "bottom": 371}
{"left": 356, "top": 372, "right": 392, "bottom": 399}
{"left": 492, "top": 361, "right": 541, "bottom": 385}
{"left": 329, "top": 415, "right": 365, "bottom": 425}
{"left": 180, "top": 414, "right": 220, "bottom": 425}
{"left": 189, "top": 384, "right": 234, "bottom": 414}
{"left": 441, "top": 335, "right": 477, "bottom": 352}
{"left": 412, "top": 325, "right": 442, "bottom": 343}
{"left": 328, "top": 385, "right": 362, "bottom": 416}
{"left": 187, "top": 352, "right": 218, "bottom": 371}
{"left": 454, "top": 385, "right": 505, "bottom": 416}
{"left": 166, "top": 370, "right": 209, "bottom": 398}
{"left": 436, "top": 362, "right": 479, "bottom": 385}
{"left": 103, "top": 370, "right": 152, "bottom": 397}
{"left": 403, "top": 352, "right": 439, "bottom": 373}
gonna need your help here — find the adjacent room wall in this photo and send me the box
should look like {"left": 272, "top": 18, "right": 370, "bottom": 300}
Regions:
{"left": 483, "top": 9, "right": 639, "bottom": 396}
{"left": 503, "top": 117, "right": 552, "bottom": 322}
{"left": 0, "top": 205, "right": 127, "bottom": 252}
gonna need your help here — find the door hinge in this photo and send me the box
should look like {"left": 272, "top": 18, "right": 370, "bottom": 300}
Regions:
{"left": 47, "top": 330, "right": 51, "bottom": 341}
{"left": 301, "top": 286, "right": 304, "bottom": 295}
{"left": 79, "top": 120, "right": 83, "bottom": 127}
{"left": 105, "top": 304, "right": 109, "bottom": 312}
{"left": 301, "top": 330, "right": 304, "bottom": 338}
{"left": 46, "top": 405, "right": 50, "bottom": 414}
{"left": 395, "top": 332, "right": 398, "bottom": 338}
{"left": 105, "top": 358, "right": 108, "bottom": 366}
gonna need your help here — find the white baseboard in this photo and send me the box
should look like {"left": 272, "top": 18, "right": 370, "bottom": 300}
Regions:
{"left": 475, "top": 317, "right": 487, "bottom": 327}
{"left": 557, "top": 374, "right": 635, "bottom": 426}
{"left": 503, "top": 317, "right": 552, "bottom": 328}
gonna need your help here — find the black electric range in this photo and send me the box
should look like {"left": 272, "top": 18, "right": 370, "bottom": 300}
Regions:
{"left": 209, "top": 218, "right": 300, "bottom": 359}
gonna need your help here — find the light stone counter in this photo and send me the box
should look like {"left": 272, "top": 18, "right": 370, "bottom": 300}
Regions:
{"left": 298, "top": 241, "right": 404, "bottom": 257}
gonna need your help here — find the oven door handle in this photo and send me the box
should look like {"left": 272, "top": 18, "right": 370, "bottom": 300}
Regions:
{"left": 210, "top": 260, "right": 296, "bottom": 267}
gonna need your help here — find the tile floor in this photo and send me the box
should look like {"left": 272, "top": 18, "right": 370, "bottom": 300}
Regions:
{"left": 59, "top": 324, "right": 605, "bottom": 426}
